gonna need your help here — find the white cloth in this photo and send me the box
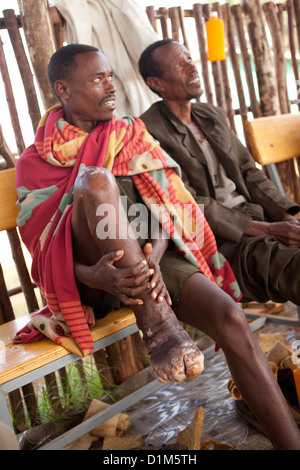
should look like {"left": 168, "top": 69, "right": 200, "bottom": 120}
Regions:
{"left": 53, "top": 0, "right": 159, "bottom": 117}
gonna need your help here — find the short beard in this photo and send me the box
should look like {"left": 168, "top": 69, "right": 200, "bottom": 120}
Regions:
{"left": 187, "top": 92, "right": 202, "bottom": 101}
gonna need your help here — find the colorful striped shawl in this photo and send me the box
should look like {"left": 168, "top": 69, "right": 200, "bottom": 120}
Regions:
{"left": 14, "top": 106, "right": 241, "bottom": 357}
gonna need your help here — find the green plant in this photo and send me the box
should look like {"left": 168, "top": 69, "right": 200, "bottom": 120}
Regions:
{"left": 12, "top": 358, "right": 118, "bottom": 428}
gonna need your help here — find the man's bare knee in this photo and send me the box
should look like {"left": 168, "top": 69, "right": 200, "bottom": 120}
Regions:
{"left": 216, "top": 301, "right": 255, "bottom": 352}
{"left": 74, "top": 166, "right": 118, "bottom": 198}
{"left": 225, "top": 302, "right": 247, "bottom": 330}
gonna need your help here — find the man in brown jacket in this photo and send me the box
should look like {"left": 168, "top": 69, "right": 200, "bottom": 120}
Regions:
{"left": 139, "top": 38, "right": 300, "bottom": 305}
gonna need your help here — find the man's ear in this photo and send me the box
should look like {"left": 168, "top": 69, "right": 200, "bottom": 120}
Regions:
{"left": 146, "top": 76, "right": 164, "bottom": 94}
{"left": 54, "top": 80, "right": 70, "bottom": 101}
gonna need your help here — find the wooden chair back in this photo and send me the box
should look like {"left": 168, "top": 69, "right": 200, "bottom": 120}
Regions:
{"left": 245, "top": 113, "right": 300, "bottom": 199}
{"left": 245, "top": 113, "right": 300, "bottom": 166}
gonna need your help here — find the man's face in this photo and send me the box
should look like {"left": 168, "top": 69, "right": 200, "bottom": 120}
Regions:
{"left": 151, "top": 42, "right": 202, "bottom": 102}
{"left": 56, "top": 51, "right": 117, "bottom": 132}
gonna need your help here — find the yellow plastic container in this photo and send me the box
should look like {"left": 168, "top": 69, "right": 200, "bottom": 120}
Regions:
{"left": 206, "top": 13, "right": 226, "bottom": 62}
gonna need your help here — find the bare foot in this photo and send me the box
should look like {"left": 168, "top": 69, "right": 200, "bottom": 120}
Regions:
{"left": 138, "top": 311, "right": 204, "bottom": 383}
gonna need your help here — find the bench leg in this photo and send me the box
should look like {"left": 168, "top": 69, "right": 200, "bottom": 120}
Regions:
{"left": 0, "top": 387, "right": 14, "bottom": 431}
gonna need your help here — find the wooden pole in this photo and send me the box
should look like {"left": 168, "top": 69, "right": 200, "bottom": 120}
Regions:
{"left": 158, "top": 7, "right": 169, "bottom": 38}
{"left": 231, "top": 4, "right": 262, "bottom": 118}
{"left": 8, "top": 389, "right": 27, "bottom": 431}
{"left": 242, "top": 0, "right": 281, "bottom": 116}
{"left": 0, "top": 125, "right": 16, "bottom": 168}
{"left": 0, "top": 263, "right": 15, "bottom": 322}
{"left": 106, "top": 335, "right": 142, "bottom": 385}
{"left": 212, "top": 2, "right": 236, "bottom": 131}
{"left": 0, "top": 303, "right": 6, "bottom": 325}
{"left": 287, "top": 0, "right": 300, "bottom": 97}
{"left": 0, "top": 36, "right": 25, "bottom": 156}
{"left": 17, "top": 0, "right": 57, "bottom": 110}
{"left": 223, "top": 4, "right": 249, "bottom": 139}
{"left": 93, "top": 348, "right": 117, "bottom": 390}
{"left": 178, "top": 7, "right": 190, "bottom": 51}
{"left": 293, "top": 0, "right": 300, "bottom": 54}
{"left": 146, "top": 6, "right": 158, "bottom": 33}
{"left": 169, "top": 7, "right": 180, "bottom": 42}
{"left": 263, "top": 2, "right": 290, "bottom": 114}
{"left": 44, "top": 372, "right": 63, "bottom": 413}
{"left": 193, "top": 3, "right": 214, "bottom": 104}
{"left": 3, "top": 9, "right": 41, "bottom": 132}
{"left": 6, "top": 228, "right": 39, "bottom": 313}
{"left": 49, "top": 6, "right": 65, "bottom": 50}
{"left": 21, "top": 382, "right": 40, "bottom": 427}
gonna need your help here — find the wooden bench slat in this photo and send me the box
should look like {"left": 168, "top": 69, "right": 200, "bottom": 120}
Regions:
{"left": 0, "top": 308, "right": 136, "bottom": 385}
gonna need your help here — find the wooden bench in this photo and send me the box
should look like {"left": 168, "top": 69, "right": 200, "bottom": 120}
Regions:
{"left": 0, "top": 311, "right": 266, "bottom": 450}
{"left": 0, "top": 308, "right": 167, "bottom": 449}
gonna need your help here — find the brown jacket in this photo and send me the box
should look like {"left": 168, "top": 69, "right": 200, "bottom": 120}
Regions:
{"left": 140, "top": 101, "right": 299, "bottom": 245}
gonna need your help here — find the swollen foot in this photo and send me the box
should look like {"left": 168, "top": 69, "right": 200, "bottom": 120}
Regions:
{"left": 142, "top": 315, "right": 204, "bottom": 383}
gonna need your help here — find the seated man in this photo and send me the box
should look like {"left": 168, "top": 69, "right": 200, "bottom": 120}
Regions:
{"left": 15, "top": 44, "right": 300, "bottom": 449}
{"left": 139, "top": 38, "right": 300, "bottom": 306}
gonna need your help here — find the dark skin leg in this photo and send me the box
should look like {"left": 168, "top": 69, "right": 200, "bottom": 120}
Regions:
{"left": 175, "top": 273, "right": 300, "bottom": 450}
{"left": 71, "top": 166, "right": 204, "bottom": 383}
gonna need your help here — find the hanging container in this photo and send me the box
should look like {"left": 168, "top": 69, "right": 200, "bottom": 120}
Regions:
{"left": 205, "top": 12, "right": 226, "bottom": 62}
